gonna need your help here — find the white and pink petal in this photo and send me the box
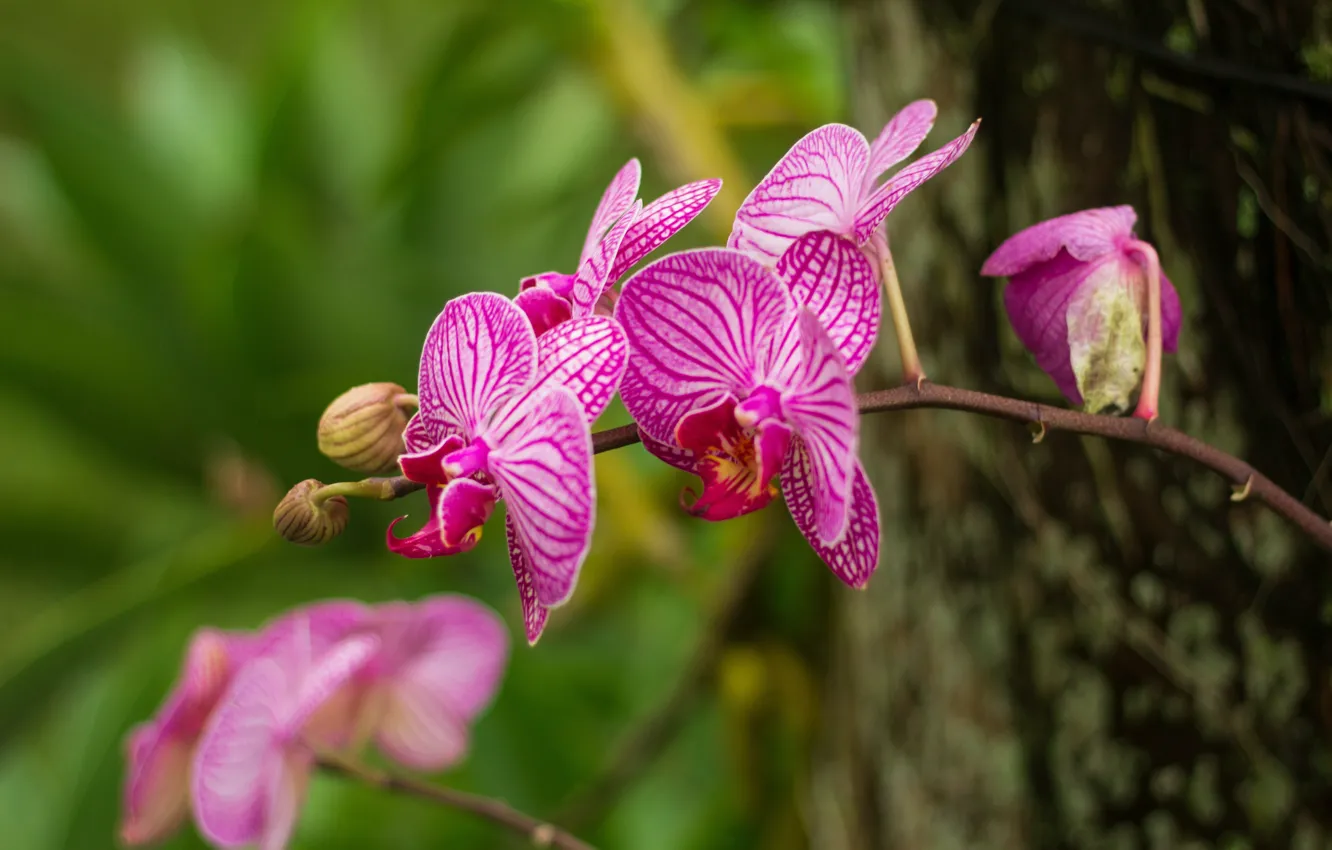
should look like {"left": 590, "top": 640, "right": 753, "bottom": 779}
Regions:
{"left": 608, "top": 179, "right": 723, "bottom": 282}
{"left": 775, "top": 230, "right": 879, "bottom": 375}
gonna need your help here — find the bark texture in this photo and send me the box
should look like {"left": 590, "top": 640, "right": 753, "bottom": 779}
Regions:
{"left": 814, "top": 1, "right": 1332, "bottom": 847}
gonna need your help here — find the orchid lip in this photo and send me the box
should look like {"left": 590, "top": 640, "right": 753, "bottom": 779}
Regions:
{"left": 442, "top": 438, "right": 491, "bottom": 479}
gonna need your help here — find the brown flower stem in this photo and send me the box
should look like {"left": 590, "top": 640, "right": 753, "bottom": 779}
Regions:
{"left": 1125, "top": 239, "right": 1163, "bottom": 421}
{"left": 316, "top": 751, "right": 596, "bottom": 850}
{"left": 300, "top": 382, "right": 1332, "bottom": 554}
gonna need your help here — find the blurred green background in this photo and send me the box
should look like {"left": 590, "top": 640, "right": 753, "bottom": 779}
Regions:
{"left": 0, "top": 1, "right": 846, "bottom": 848}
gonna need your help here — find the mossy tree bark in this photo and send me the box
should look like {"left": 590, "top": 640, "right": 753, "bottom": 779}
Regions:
{"left": 814, "top": 1, "right": 1332, "bottom": 847}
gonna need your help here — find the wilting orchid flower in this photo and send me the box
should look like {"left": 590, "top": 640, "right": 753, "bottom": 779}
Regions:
{"left": 120, "top": 629, "right": 255, "bottom": 845}
{"left": 981, "top": 206, "right": 1181, "bottom": 418}
{"left": 516, "top": 158, "right": 722, "bottom": 335}
{"left": 191, "top": 611, "right": 380, "bottom": 850}
{"left": 729, "top": 100, "right": 977, "bottom": 266}
{"left": 389, "top": 292, "right": 627, "bottom": 643}
{"left": 346, "top": 596, "right": 508, "bottom": 770}
{"left": 616, "top": 248, "right": 881, "bottom": 587}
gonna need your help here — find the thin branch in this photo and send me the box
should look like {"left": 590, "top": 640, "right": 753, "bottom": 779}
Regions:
{"left": 316, "top": 751, "right": 596, "bottom": 850}
{"left": 338, "top": 382, "right": 1332, "bottom": 554}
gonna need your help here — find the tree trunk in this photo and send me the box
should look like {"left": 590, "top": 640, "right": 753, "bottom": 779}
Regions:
{"left": 813, "top": 1, "right": 1332, "bottom": 847}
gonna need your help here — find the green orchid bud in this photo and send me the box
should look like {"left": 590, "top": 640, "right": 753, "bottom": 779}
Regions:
{"left": 273, "top": 479, "right": 349, "bottom": 546}
{"left": 317, "top": 382, "right": 412, "bottom": 474}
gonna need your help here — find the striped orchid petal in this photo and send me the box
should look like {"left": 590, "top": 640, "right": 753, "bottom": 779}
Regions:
{"left": 729, "top": 124, "right": 869, "bottom": 264}
{"left": 853, "top": 119, "right": 980, "bottom": 244}
{"left": 581, "top": 158, "right": 642, "bottom": 265}
{"left": 766, "top": 309, "right": 858, "bottom": 544}
{"left": 639, "top": 426, "right": 697, "bottom": 473}
{"left": 608, "top": 179, "right": 723, "bottom": 283}
{"left": 417, "top": 292, "right": 536, "bottom": 439}
{"left": 506, "top": 515, "right": 550, "bottom": 645}
{"left": 783, "top": 447, "right": 880, "bottom": 587}
{"left": 573, "top": 200, "right": 641, "bottom": 315}
{"left": 514, "top": 284, "right": 574, "bottom": 338}
{"left": 529, "top": 315, "right": 628, "bottom": 423}
{"left": 486, "top": 387, "right": 594, "bottom": 608}
{"left": 775, "top": 231, "right": 879, "bottom": 375}
{"left": 864, "top": 99, "right": 937, "bottom": 187}
{"left": 368, "top": 597, "right": 507, "bottom": 769}
{"left": 615, "top": 248, "right": 792, "bottom": 443}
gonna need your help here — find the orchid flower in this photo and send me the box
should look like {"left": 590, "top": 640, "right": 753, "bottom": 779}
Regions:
{"left": 388, "top": 292, "right": 627, "bottom": 643}
{"left": 120, "top": 629, "right": 255, "bottom": 845}
{"left": 729, "top": 100, "right": 978, "bottom": 268}
{"left": 981, "top": 206, "right": 1181, "bottom": 417}
{"left": 615, "top": 248, "right": 881, "bottom": 588}
{"left": 346, "top": 596, "right": 508, "bottom": 770}
{"left": 191, "top": 611, "right": 380, "bottom": 850}
{"left": 516, "top": 158, "right": 722, "bottom": 335}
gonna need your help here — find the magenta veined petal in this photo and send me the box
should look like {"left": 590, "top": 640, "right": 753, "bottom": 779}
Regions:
{"left": 581, "top": 158, "right": 642, "bottom": 265}
{"left": 729, "top": 124, "right": 870, "bottom": 264}
{"left": 864, "top": 99, "right": 938, "bottom": 188}
{"left": 387, "top": 484, "right": 477, "bottom": 559}
{"left": 402, "top": 412, "right": 435, "bottom": 456}
{"left": 528, "top": 315, "right": 628, "bottom": 423}
{"left": 765, "top": 309, "right": 858, "bottom": 544}
{"left": 485, "top": 387, "right": 594, "bottom": 608}
{"left": 608, "top": 178, "right": 723, "bottom": 282}
{"left": 853, "top": 118, "right": 980, "bottom": 244}
{"left": 1002, "top": 250, "right": 1117, "bottom": 405}
{"left": 638, "top": 426, "right": 697, "bottom": 473}
{"left": 775, "top": 230, "right": 879, "bottom": 375}
{"left": 514, "top": 285, "right": 574, "bottom": 338}
{"left": 981, "top": 205, "right": 1137, "bottom": 277}
{"left": 506, "top": 514, "right": 551, "bottom": 645}
{"left": 399, "top": 433, "right": 464, "bottom": 485}
{"left": 435, "top": 477, "right": 496, "bottom": 550}
{"left": 573, "top": 199, "right": 641, "bottom": 315}
{"left": 417, "top": 292, "right": 537, "bottom": 438}
{"left": 783, "top": 446, "right": 880, "bottom": 588}
{"left": 615, "top": 248, "right": 793, "bottom": 443}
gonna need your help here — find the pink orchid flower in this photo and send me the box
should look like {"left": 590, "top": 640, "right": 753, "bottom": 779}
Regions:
{"left": 981, "top": 205, "right": 1182, "bottom": 417}
{"left": 120, "top": 628, "right": 255, "bottom": 845}
{"left": 729, "top": 100, "right": 978, "bottom": 275}
{"left": 191, "top": 611, "right": 380, "bottom": 850}
{"left": 615, "top": 247, "right": 880, "bottom": 588}
{"left": 516, "top": 158, "right": 722, "bottom": 335}
{"left": 388, "top": 292, "right": 627, "bottom": 644}
{"left": 345, "top": 596, "right": 508, "bottom": 770}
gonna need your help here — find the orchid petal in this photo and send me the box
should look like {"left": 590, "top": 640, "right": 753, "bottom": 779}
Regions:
{"left": 729, "top": 124, "right": 869, "bottom": 263}
{"left": 573, "top": 199, "right": 641, "bottom": 315}
{"left": 582, "top": 158, "right": 642, "bottom": 265}
{"left": 608, "top": 179, "right": 723, "bottom": 282}
{"left": 405, "top": 596, "right": 509, "bottom": 720}
{"left": 783, "top": 447, "right": 880, "bottom": 588}
{"left": 1002, "top": 250, "right": 1117, "bottom": 405}
{"left": 486, "top": 387, "right": 594, "bottom": 608}
{"left": 418, "top": 292, "right": 536, "bottom": 438}
{"left": 375, "top": 679, "right": 469, "bottom": 770}
{"left": 524, "top": 315, "right": 629, "bottom": 423}
{"left": 506, "top": 514, "right": 550, "bottom": 645}
{"left": 639, "top": 426, "right": 697, "bottom": 473}
{"left": 981, "top": 205, "right": 1137, "bottom": 277}
{"left": 865, "top": 99, "right": 937, "bottom": 186}
{"left": 399, "top": 433, "right": 465, "bottom": 484}
{"left": 259, "top": 758, "right": 308, "bottom": 850}
{"left": 768, "top": 309, "right": 858, "bottom": 544}
{"left": 675, "top": 396, "right": 787, "bottom": 522}
{"left": 387, "top": 484, "right": 475, "bottom": 559}
{"left": 775, "top": 230, "right": 879, "bottom": 374}
{"left": 853, "top": 118, "right": 979, "bottom": 244}
{"left": 288, "top": 634, "right": 380, "bottom": 733}
{"left": 514, "top": 285, "right": 573, "bottom": 338}
{"left": 615, "top": 248, "right": 792, "bottom": 443}
{"left": 121, "top": 724, "right": 192, "bottom": 845}
{"left": 192, "top": 658, "right": 285, "bottom": 847}
{"left": 1161, "top": 268, "right": 1182, "bottom": 353}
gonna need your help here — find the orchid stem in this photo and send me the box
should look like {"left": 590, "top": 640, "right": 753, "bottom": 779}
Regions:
{"left": 1125, "top": 239, "right": 1162, "bottom": 422}
{"left": 311, "top": 477, "right": 421, "bottom": 505}
{"left": 877, "top": 244, "right": 925, "bottom": 386}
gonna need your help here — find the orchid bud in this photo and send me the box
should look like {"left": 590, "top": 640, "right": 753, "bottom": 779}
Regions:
{"left": 273, "top": 479, "right": 348, "bottom": 545}
{"left": 317, "top": 382, "right": 411, "bottom": 474}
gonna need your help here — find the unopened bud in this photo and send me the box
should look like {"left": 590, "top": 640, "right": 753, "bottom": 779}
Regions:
{"left": 317, "top": 382, "right": 411, "bottom": 474}
{"left": 273, "top": 479, "right": 348, "bottom": 546}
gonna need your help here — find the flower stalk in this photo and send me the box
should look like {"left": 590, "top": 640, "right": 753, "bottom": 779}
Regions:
{"left": 876, "top": 242, "right": 925, "bottom": 386}
{"left": 1125, "top": 239, "right": 1163, "bottom": 422}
